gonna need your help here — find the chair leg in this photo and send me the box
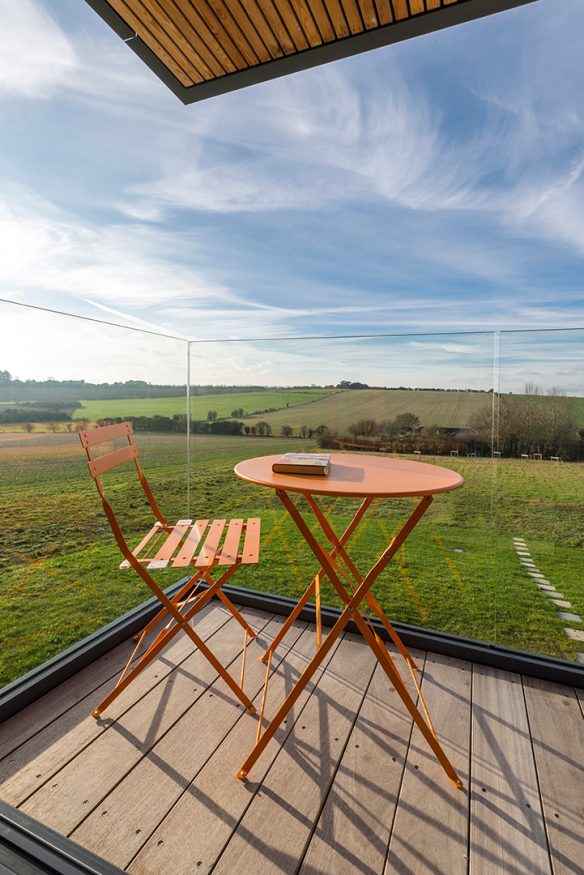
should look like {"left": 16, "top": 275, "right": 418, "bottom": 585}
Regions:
{"left": 132, "top": 573, "right": 202, "bottom": 641}
{"left": 94, "top": 567, "right": 256, "bottom": 718}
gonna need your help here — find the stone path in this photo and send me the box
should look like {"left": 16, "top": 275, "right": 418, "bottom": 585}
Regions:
{"left": 512, "top": 537, "right": 583, "bottom": 662}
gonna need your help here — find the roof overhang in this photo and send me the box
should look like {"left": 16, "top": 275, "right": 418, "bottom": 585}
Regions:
{"left": 85, "top": 0, "right": 539, "bottom": 105}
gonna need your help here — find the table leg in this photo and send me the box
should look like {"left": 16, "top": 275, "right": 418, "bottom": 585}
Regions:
{"left": 259, "top": 498, "right": 372, "bottom": 663}
{"left": 238, "top": 490, "right": 463, "bottom": 789}
{"left": 306, "top": 494, "right": 437, "bottom": 735}
{"left": 281, "top": 491, "right": 462, "bottom": 789}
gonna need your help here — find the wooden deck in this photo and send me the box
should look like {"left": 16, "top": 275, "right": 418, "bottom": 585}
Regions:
{"left": 1, "top": 602, "right": 583, "bottom": 874}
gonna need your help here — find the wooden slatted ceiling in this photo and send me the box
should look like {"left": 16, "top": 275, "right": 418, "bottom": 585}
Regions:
{"left": 106, "top": 0, "right": 461, "bottom": 87}
{"left": 87, "top": 0, "right": 538, "bottom": 102}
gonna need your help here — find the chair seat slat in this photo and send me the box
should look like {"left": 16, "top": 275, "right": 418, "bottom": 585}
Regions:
{"left": 196, "top": 519, "right": 226, "bottom": 567}
{"left": 148, "top": 520, "right": 192, "bottom": 569}
{"left": 120, "top": 522, "right": 162, "bottom": 569}
{"left": 241, "top": 518, "right": 261, "bottom": 564}
{"left": 172, "top": 520, "right": 209, "bottom": 567}
{"left": 218, "top": 519, "right": 244, "bottom": 565}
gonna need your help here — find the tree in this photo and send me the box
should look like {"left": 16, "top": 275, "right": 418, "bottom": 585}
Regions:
{"left": 348, "top": 418, "right": 378, "bottom": 438}
{"left": 315, "top": 427, "right": 336, "bottom": 449}
{"left": 256, "top": 421, "right": 272, "bottom": 436}
{"left": 468, "top": 385, "right": 580, "bottom": 458}
{"left": 394, "top": 412, "right": 420, "bottom": 434}
{"left": 281, "top": 425, "right": 294, "bottom": 438}
{"left": 23, "top": 422, "right": 34, "bottom": 433}
{"left": 47, "top": 422, "right": 59, "bottom": 433}
{"left": 299, "top": 425, "right": 308, "bottom": 439}
{"left": 207, "top": 410, "right": 218, "bottom": 421}
{"left": 379, "top": 419, "right": 399, "bottom": 439}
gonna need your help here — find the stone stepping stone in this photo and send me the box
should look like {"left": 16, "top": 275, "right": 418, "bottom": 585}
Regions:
{"left": 520, "top": 559, "right": 535, "bottom": 565}
{"left": 558, "top": 611, "right": 582, "bottom": 623}
{"left": 566, "top": 628, "right": 584, "bottom": 642}
{"left": 544, "top": 591, "right": 565, "bottom": 599}
{"left": 551, "top": 599, "right": 573, "bottom": 609}
{"left": 513, "top": 538, "right": 526, "bottom": 543}
{"left": 516, "top": 551, "right": 530, "bottom": 556}
{"left": 528, "top": 572, "right": 546, "bottom": 579}
{"left": 537, "top": 584, "right": 556, "bottom": 592}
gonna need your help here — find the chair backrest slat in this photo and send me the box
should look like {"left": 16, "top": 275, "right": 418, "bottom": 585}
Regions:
{"left": 79, "top": 422, "right": 132, "bottom": 448}
{"left": 87, "top": 443, "right": 138, "bottom": 478}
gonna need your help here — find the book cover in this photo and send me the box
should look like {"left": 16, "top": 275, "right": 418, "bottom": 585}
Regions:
{"left": 272, "top": 453, "right": 332, "bottom": 476}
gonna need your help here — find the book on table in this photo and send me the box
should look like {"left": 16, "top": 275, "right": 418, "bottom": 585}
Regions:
{"left": 272, "top": 453, "right": 332, "bottom": 476}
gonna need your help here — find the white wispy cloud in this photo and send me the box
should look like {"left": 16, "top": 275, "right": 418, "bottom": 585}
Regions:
{"left": 0, "top": 187, "right": 234, "bottom": 310}
{"left": 0, "top": 0, "right": 77, "bottom": 98}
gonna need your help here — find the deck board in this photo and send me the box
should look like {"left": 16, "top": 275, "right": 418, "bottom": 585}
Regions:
{"left": 385, "top": 653, "right": 471, "bottom": 875}
{"left": 70, "top": 614, "right": 305, "bottom": 869}
{"left": 470, "top": 665, "right": 551, "bottom": 875}
{"left": 211, "top": 633, "right": 377, "bottom": 874}
{"left": 522, "top": 677, "right": 584, "bottom": 875}
{"left": 2, "top": 603, "right": 582, "bottom": 875}
{"left": 1, "top": 602, "right": 225, "bottom": 806}
{"left": 18, "top": 609, "right": 269, "bottom": 833}
{"left": 300, "top": 648, "right": 425, "bottom": 874}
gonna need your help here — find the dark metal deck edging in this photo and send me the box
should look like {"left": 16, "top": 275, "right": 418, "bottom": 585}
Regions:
{"left": 2, "top": 579, "right": 582, "bottom": 729}
{"left": 0, "top": 578, "right": 189, "bottom": 724}
{"left": 0, "top": 801, "right": 124, "bottom": 875}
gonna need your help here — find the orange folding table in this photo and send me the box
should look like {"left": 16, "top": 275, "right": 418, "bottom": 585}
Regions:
{"left": 234, "top": 453, "right": 465, "bottom": 789}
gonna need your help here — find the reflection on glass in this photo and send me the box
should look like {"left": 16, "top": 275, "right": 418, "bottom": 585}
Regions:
{"left": 0, "top": 302, "right": 188, "bottom": 685}
{"left": 188, "top": 333, "right": 497, "bottom": 647}
{"left": 495, "top": 330, "right": 584, "bottom": 660}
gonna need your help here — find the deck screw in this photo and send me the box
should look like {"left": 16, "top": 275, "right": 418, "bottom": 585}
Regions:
{"left": 136, "top": 829, "right": 141, "bottom": 834}
{"left": 102, "top": 810, "right": 108, "bottom": 816}
{"left": 158, "top": 840, "right": 164, "bottom": 846}
{"left": 52, "top": 783, "right": 58, "bottom": 789}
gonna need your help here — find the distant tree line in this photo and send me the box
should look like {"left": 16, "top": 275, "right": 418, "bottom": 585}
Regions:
{"left": 0, "top": 401, "right": 79, "bottom": 423}
{"left": 100, "top": 415, "right": 278, "bottom": 436}
{"left": 316, "top": 386, "right": 582, "bottom": 460}
{"left": 0, "top": 371, "right": 332, "bottom": 403}
{"left": 468, "top": 385, "right": 581, "bottom": 459}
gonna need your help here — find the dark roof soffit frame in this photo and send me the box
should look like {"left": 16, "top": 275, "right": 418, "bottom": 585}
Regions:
{"left": 85, "top": 0, "right": 538, "bottom": 106}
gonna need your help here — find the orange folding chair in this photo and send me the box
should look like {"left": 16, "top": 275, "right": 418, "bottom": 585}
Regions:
{"left": 79, "top": 422, "right": 260, "bottom": 718}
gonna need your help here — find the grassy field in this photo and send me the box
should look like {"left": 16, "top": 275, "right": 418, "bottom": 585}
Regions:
{"left": 1, "top": 431, "right": 582, "bottom": 685}
{"left": 73, "top": 388, "right": 337, "bottom": 422}
{"left": 248, "top": 388, "right": 494, "bottom": 432}
{"left": 243, "top": 389, "right": 584, "bottom": 433}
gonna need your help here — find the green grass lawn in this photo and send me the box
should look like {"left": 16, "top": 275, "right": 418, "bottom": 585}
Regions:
{"left": 1, "top": 432, "right": 582, "bottom": 685}
{"left": 73, "top": 388, "right": 338, "bottom": 422}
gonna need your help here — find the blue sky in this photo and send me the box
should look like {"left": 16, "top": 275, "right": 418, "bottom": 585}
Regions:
{"left": 0, "top": 0, "right": 583, "bottom": 389}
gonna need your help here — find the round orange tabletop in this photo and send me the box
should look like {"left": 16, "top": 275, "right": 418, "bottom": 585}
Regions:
{"left": 235, "top": 453, "right": 463, "bottom": 498}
